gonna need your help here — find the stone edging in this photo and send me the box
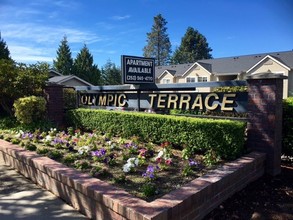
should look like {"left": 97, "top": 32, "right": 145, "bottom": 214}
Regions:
{"left": 0, "top": 139, "right": 266, "bottom": 220}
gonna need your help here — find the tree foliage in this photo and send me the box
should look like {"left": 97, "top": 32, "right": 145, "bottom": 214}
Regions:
{"left": 73, "top": 44, "right": 101, "bottom": 85}
{"left": 0, "top": 60, "right": 49, "bottom": 116}
{"left": 101, "top": 60, "right": 121, "bottom": 85}
{"left": 171, "top": 27, "right": 213, "bottom": 64}
{"left": 143, "top": 14, "right": 171, "bottom": 66}
{"left": 53, "top": 36, "right": 73, "bottom": 75}
{"left": 0, "top": 33, "right": 11, "bottom": 60}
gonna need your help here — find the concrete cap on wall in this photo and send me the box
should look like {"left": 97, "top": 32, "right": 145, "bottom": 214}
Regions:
{"left": 246, "top": 72, "right": 288, "bottom": 80}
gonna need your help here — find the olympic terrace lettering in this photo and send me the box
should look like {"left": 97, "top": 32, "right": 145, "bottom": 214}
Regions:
{"left": 78, "top": 92, "right": 247, "bottom": 112}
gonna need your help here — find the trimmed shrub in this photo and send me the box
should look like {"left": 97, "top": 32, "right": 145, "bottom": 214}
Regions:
{"left": 283, "top": 97, "right": 293, "bottom": 156}
{"left": 13, "top": 96, "right": 46, "bottom": 124}
{"left": 66, "top": 109, "right": 247, "bottom": 160}
{"left": 63, "top": 88, "right": 77, "bottom": 110}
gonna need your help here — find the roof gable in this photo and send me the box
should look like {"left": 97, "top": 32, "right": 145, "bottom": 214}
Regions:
{"left": 181, "top": 62, "right": 212, "bottom": 77}
{"left": 246, "top": 55, "right": 291, "bottom": 73}
{"left": 48, "top": 75, "right": 93, "bottom": 86}
{"left": 49, "top": 69, "right": 63, "bottom": 78}
{"left": 158, "top": 70, "right": 176, "bottom": 79}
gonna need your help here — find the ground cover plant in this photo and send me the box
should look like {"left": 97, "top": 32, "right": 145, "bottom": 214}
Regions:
{"left": 0, "top": 127, "right": 237, "bottom": 201}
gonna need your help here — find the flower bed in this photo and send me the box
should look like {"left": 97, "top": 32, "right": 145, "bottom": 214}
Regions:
{"left": 0, "top": 139, "right": 265, "bottom": 220}
{"left": 0, "top": 128, "right": 228, "bottom": 201}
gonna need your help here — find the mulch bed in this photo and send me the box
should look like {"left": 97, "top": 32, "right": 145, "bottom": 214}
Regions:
{"left": 204, "top": 160, "right": 293, "bottom": 220}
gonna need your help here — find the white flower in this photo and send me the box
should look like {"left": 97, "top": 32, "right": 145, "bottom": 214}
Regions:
{"left": 123, "top": 157, "right": 139, "bottom": 173}
{"left": 123, "top": 163, "right": 132, "bottom": 172}
{"left": 154, "top": 150, "right": 164, "bottom": 160}
{"left": 45, "top": 135, "right": 52, "bottom": 141}
{"left": 15, "top": 130, "right": 24, "bottom": 138}
{"left": 134, "top": 158, "right": 139, "bottom": 166}
{"left": 78, "top": 146, "right": 90, "bottom": 155}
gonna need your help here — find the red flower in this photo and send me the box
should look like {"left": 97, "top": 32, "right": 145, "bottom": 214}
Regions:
{"left": 165, "top": 159, "right": 172, "bottom": 165}
{"left": 156, "top": 157, "right": 162, "bottom": 164}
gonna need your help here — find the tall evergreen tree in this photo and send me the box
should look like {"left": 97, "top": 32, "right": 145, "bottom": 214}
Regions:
{"left": 53, "top": 36, "right": 73, "bottom": 75}
{"left": 171, "top": 27, "right": 213, "bottom": 64}
{"left": 73, "top": 44, "right": 101, "bottom": 85}
{"left": 0, "top": 33, "right": 11, "bottom": 60}
{"left": 143, "top": 14, "right": 171, "bottom": 66}
{"left": 101, "top": 60, "right": 121, "bottom": 85}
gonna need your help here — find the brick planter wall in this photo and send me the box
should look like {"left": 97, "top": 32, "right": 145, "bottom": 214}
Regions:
{"left": 0, "top": 140, "right": 265, "bottom": 220}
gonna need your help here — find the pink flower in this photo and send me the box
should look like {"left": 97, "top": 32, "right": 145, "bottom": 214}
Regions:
{"left": 156, "top": 157, "right": 162, "bottom": 164}
{"left": 165, "top": 159, "right": 172, "bottom": 165}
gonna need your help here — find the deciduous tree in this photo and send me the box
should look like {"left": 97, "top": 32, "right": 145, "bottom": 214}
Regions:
{"left": 0, "top": 60, "right": 49, "bottom": 116}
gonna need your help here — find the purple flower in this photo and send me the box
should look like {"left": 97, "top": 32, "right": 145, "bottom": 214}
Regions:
{"left": 188, "top": 159, "right": 197, "bottom": 166}
{"left": 91, "top": 148, "right": 107, "bottom": 157}
{"left": 142, "top": 165, "right": 160, "bottom": 179}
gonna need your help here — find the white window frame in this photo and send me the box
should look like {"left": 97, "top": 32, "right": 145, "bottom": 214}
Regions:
{"left": 186, "top": 77, "right": 196, "bottom": 83}
{"left": 198, "top": 76, "right": 208, "bottom": 82}
{"left": 162, "top": 78, "right": 171, "bottom": 84}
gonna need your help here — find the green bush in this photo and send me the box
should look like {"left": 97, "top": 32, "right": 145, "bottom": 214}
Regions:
{"left": 63, "top": 88, "right": 77, "bottom": 110}
{"left": 66, "top": 109, "right": 247, "bottom": 160}
{"left": 13, "top": 96, "right": 47, "bottom": 124}
{"left": 283, "top": 97, "right": 293, "bottom": 156}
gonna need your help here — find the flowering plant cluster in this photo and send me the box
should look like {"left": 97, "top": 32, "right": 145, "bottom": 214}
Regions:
{"left": 142, "top": 165, "right": 160, "bottom": 181}
{"left": 0, "top": 127, "right": 210, "bottom": 200}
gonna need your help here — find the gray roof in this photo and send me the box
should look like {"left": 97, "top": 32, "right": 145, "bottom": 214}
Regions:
{"left": 48, "top": 74, "right": 94, "bottom": 87}
{"left": 49, "top": 75, "right": 72, "bottom": 83}
{"left": 155, "top": 50, "right": 293, "bottom": 77}
{"left": 155, "top": 63, "right": 193, "bottom": 78}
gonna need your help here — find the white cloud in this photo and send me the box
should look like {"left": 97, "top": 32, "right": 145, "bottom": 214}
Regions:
{"left": 111, "top": 15, "right": 131, "bottom": 21}
{"left": 9, "top": 45, "right": 54, "bottom": 63}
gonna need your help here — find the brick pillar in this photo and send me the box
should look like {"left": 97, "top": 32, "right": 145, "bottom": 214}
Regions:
{"left": 44, "top": 83, "right": 64, "bottom": 126}
{"left": 246, "top": 73, "right": 287, "bottom": 176}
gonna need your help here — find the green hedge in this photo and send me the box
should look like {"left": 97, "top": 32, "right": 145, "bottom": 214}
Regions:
{"left": 283, "top": 97, "right": 293, "bottom": 156}
{"left": 66, "top": 109, "right": 247, "bottom": 160}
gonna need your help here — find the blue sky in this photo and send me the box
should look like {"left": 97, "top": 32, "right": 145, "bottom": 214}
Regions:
{"left": 0, "top": 0, "right": 292, "bottom": 67}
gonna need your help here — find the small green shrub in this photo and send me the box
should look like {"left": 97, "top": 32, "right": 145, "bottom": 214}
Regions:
{"left": 63, "top": 88, "right": 77, "bottom": 110}
{"left": 47, "top": 149, "right": 63, "bottom": 159}
{"left": 36, "top": 146, "right": 50, "bottom": 155}
{"left": 25, "top": 143, "right": 37, "bottom": 151}
{"left": 13, "top": 96, "right": 47, "bottom": 124}
{"left": 283, "top": 97, "right": 293, "bottom": 156}
{"left": 141, "top": 183, "right": 157, "bottom": 197}
{"left": 63, "top": 153, "right": 79, "bottom": 164}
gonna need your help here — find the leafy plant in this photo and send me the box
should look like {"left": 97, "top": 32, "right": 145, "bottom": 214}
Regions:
{"left": 141, "top": 183, "right": 157, "bottom": 197}
{"left": 14, "top": 96, "right": 47, "bottom": 124}
{"left": 283, "top": 97, "right": 293, "bottom": 156}
{"left": 25, "top": 142, "right": 37, "bottom": 151}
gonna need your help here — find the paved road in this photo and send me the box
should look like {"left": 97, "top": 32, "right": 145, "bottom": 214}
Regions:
{"left": 0, "top": 157, "right": 88, "bottom": 219}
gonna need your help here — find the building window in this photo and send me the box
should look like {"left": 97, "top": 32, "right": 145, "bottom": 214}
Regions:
{"left": 162, "top": 78, "right": 171, "bottom": 84}
{"left": 198, "top": 76, "right": 208, "bottom": 82}
{"left": 186, "top": 77, "right": 196, "bottom": 83}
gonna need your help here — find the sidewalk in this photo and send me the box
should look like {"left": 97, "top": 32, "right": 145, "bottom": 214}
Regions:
{"left": 0, "top": 157, "right": 88, "bottom": 219}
